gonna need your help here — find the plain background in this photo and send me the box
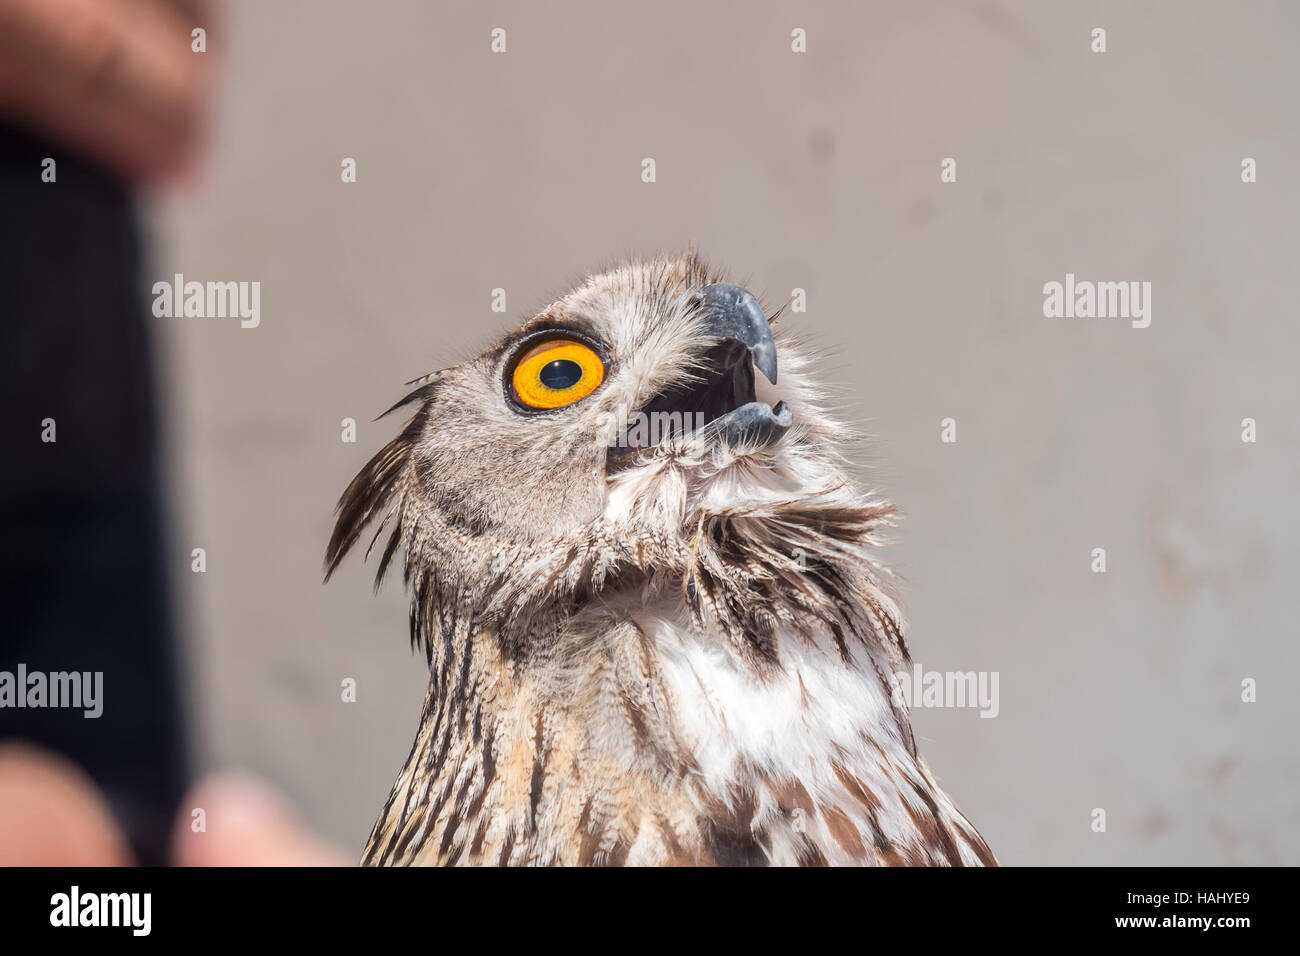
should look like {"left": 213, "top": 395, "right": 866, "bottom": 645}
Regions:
{"left": 148, "top": 0, "right": 1300, "bottom": 864}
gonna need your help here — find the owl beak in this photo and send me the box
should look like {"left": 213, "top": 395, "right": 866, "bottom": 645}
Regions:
{"left": 692, "top": 283, "right": 778, "bottom": 385}
{"left": 703, "top": 399, "right": 793, "bottom": 447}
{"left": 606, "top": 284, "right": 787, "bottom": 470}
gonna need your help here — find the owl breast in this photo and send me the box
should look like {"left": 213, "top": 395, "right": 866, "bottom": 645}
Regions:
{"left": 604, "top": 605, "right": 992, "bottom": 866}
{"left": 362, "top": 597, "right": 994, "bottom": 867}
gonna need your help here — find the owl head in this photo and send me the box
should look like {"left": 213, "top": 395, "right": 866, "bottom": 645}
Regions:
{"left": 326, "top": 251, "right": 899, "bottom": 664}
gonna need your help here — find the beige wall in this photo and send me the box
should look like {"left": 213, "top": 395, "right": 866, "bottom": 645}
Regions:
{"left": 151, "top": 0, "right": 1300, "bottom": 864}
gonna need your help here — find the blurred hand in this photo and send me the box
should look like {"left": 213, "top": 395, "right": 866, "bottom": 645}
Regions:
{"left": 0, "top": 0, "right": 212, "bottom": 180}
{"left": 0, "top": 742, "right": 133, "bottom": 865}
{"left": 170, "top": 773, "right": 349, "bottom": 867}
{"left": 0, "top": 742, "right": 349, "bottom": 866}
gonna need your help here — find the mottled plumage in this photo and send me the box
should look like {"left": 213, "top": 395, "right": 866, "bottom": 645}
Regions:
{"left": 326, "top": 252, "right": 994, "bottom": 866}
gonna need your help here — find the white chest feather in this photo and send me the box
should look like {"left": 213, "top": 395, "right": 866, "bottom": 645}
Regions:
{"left": 612, "top": 607, "right": 993, "bottom": 866}
{"left": 646, "top": 612, "right": 902, "bottom": 796}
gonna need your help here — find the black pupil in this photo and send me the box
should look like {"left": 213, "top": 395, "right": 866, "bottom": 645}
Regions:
{"left": 539, "top": 359, "right": 583, "bottom": 390}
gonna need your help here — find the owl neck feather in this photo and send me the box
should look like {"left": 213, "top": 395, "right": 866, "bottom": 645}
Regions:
{"left": 362, "top": 502, "right": 994, "bottom": 866}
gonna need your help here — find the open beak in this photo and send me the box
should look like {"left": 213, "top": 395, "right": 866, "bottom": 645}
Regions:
{"left": 608, "top": 283, "right": 792, "bottom": 468}
{"left": 692, "top": 283, "right": 778, "bottom": 385}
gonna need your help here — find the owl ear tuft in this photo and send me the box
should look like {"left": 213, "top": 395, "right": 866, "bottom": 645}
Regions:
{"left": 324, "top": 384, "right": 434, "bottom": 584}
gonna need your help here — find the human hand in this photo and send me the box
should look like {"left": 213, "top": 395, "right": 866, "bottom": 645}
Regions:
{"left": 0, "top": 0, "right": 212, "bottom": 181}
{"left": 0, "top": 742, "right": 349, "bottom": 866}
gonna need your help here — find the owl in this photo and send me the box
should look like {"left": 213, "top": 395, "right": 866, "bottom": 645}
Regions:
{"left": 326, "top": 251, "right": 995, "bottom": 866}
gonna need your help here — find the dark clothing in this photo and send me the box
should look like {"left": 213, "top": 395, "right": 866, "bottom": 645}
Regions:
{"left": 0, "top": 127, "right": 187, "bottom": 865}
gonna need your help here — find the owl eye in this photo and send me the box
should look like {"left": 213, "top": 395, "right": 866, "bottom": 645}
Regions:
{"left": 510, "top": 337, "right": 605, "bottom": 410}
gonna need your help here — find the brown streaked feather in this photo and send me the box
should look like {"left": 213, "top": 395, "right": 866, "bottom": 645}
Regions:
{"left": 324, "top": 398, "right": 429, "bottom": 584}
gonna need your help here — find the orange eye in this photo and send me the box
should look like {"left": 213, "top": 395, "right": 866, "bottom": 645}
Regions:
{"left": 510, "top": 338, "right": 605, "bottom": 410}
